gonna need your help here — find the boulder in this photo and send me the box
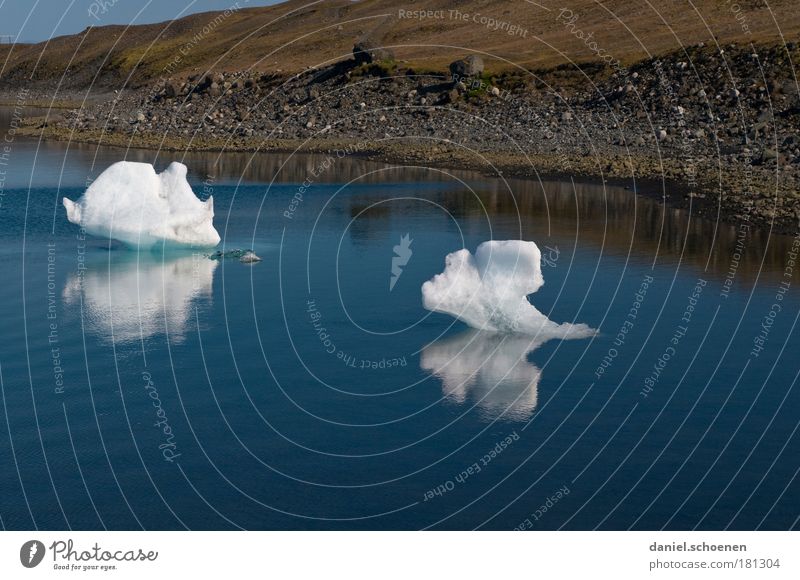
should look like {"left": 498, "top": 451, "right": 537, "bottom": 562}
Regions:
{"left": 353, "top": 39, "right": 394, "bottom": 64}
{"left": 163, "top": 81, "right": 178, "bottom": 98}
{"left": 444, "top": 88, "right": 459, "bottom": 103}
{"left": 449, "top": 55, "right": 484, "bottom": 79}
{"left": 760, "top": 148, "right": 779, "bottom": 164}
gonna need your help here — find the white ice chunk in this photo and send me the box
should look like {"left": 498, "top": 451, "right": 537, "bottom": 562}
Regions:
{"left": 63, "top": 161, "right": 220, "bottom": 248}
{"left": 422, "top": 240, "right": 595, "bottom": 338}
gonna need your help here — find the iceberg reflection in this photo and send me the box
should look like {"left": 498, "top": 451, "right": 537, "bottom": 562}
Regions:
{"left": 421, "top": 330, "right": 544, "bottom": 421}
{"left": 63, "top": 252, "right": 217, "bottom": 343}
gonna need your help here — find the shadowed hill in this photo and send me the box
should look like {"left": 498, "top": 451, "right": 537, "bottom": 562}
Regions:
{"left": 1, "top": 0, "right": 798, "bottom": 89}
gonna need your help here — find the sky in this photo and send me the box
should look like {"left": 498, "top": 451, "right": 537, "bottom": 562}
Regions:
{"left": 0, "top": 0, "right": 280, "bottom": 43}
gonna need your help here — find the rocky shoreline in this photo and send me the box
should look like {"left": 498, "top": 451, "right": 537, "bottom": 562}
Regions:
{"left": 10, "top": 41, "right": 800, "bottom": 233}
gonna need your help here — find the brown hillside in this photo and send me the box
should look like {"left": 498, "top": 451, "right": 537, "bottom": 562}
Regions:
{"left": 1, "top": 0, "right": 797, "bottom": 88}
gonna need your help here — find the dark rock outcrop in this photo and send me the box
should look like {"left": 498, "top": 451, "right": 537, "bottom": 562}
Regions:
{"left": 449, "top": 55, "right": 484, "bottom": 78}
{"left": 353, "top": 39, "right": 394, "bottom": 64}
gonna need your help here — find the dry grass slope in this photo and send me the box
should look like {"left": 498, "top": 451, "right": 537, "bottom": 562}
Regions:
{"left": 1, "top": 0, "right": 798, "bottom": 88}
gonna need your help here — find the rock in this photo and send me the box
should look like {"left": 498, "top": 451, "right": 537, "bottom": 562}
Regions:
{"left": 291, "top": 89, "right": 307, "bottom": 104}
{"left": 490, "top": 86, "right": 500, "bottom": 96}
{"left": 353, "top": 38, "right": 394, "bottom": 64}
{"left": 239, "top": 251, "right": 262, "bottom": 263}
{"left": 761, "top": 148, "right": 779, "bottom": 163}
{"left": 136, "top": 112, "right": 146, "bottom": 123}
{"left": 164, "top": 81, "right": 178, "bottom": 98}
{"left": 750, "top": 121, "right": 768, "bottom": 139}
{"left": 207, "top": 249, "right": 261, "bottom": 263}
{"left": 449, "top": 55, "right": 484, "bottom": 79}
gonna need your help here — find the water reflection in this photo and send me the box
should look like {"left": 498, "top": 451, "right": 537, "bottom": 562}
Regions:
{"left": 63, "top": 252, "right": 217, "bottom": 344}
{"left": 415, "top": 179, "right": 797, "bottom": 283}
{"left": 420, "top": 330, "right": 544, "bottom": 422}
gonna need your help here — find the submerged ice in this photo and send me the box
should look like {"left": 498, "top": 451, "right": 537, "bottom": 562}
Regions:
{"left": 63, "top": 161, "right": 220, "bottom": 247}
{"left": 422, "top": 240, "right": 595, "bottom": 338}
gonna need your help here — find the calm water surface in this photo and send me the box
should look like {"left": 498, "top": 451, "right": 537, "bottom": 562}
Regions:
{"left": 0, "top": 111, "right": 798, "bottom": 530}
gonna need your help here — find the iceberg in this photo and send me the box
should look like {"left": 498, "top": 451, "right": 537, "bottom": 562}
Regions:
{"left": 422, "top": 240, "right": 595, "bottom": 338}
{"left": 421, "top": 330, "right": 542, "bottom": 421}
{"left": 63, "top": 161, "right": 220, "bottom": 248}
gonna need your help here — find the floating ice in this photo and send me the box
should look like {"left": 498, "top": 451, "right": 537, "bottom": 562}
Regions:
{"left": 421, "top": 330, "right": 542, "bottom": 421}
{"left": 63, "top": 161, "right": 220, "bottom": 248}
{"left": 422, "top": 240, "right": 595, "bottom": 338}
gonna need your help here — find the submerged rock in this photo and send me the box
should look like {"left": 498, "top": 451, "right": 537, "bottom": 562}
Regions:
{"left": 239, "top": 250, "right": 262, "bottom": 263}
{"left": 207, "top": 248, "right": 262, "bottom": 263}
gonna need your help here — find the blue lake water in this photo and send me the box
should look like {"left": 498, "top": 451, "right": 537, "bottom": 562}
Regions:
{"left": 0, "top": 114, "right": 798, "bottom": 530}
